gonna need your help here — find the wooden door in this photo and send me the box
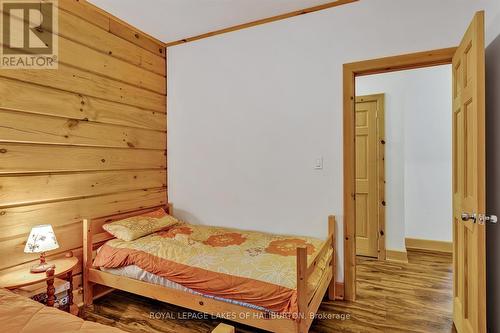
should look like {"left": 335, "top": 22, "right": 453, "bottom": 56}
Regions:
{"left": 452, "top": 11, "right": 486, "bottom": 333}
{"left": 355, "top": 94, "right": 384, "bottom": 258}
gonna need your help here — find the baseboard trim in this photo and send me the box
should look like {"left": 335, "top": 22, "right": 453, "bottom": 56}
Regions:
{"left": 386, "top": 249, "right": 408, "bottom": 263}
{"left": 335, "top": 282, "right": 344, "bottom": 300}
{"left": 405, "top": 238, "right": 452, "bottom": 253}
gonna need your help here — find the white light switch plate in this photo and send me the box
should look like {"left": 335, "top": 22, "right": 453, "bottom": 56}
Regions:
{"left": 314, "top": 157, "right": 323, "bottom": 170}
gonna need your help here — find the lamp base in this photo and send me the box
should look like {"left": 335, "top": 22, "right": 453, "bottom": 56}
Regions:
{"left": 30, "top": 252, "right": 56, "bottom": 273}
{"left": 30, "top": 262, "right": 55, "bottom": 273}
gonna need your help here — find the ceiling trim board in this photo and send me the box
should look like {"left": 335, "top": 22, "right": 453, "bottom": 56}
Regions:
{"left": 164, "top": 0, "right": 359, "bottom": 47}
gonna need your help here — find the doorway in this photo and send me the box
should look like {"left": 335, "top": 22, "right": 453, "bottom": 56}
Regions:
{"left": 342, "top": 12, "right": 487, "bottom": 333}
{"left": 343, "top": 47, "right": 457, "bottom": 300}
{"left": 354, "top": 65, "right": 454, "bottom": 263}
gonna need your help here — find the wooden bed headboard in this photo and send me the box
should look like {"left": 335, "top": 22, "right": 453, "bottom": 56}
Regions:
{"left": 86, "top": 203, "right": 173, "bottom": 246}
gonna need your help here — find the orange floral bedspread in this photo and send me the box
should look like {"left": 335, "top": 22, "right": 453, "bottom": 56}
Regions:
{"left": 0, "top": 288, "right": 125, "bottom": 332}
{"left": 93, "top": 223, "right": 332, "bottom": 314}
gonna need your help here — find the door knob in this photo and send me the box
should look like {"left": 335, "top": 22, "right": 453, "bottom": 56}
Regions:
{"left": 461, "top": 213, "right": 497, "bottom": 225}
{"left": 461, "top": 213, "right": 476, "bottom": 222}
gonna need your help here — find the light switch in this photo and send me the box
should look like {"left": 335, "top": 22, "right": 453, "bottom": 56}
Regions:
{"left": 314, "top": 157, "right": 323, "bottom": 170}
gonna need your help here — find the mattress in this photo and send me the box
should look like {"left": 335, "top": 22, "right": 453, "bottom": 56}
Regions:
{"left": 94, "top": 222, "right": 332, "bottom": 315}
{"left": 101, "top": 264, "right": 269, "bottom": 311}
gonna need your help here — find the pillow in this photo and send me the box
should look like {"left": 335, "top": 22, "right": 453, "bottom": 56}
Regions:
{"left": 103, "top": 208, "right": 180, "bottom": 241}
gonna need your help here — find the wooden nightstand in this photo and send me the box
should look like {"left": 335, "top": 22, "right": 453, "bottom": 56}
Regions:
{"left": 0, "top": 255, "right": 78, "bottom": 315}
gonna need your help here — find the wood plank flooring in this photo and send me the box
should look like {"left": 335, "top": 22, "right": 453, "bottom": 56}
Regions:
{"left": 82, "top": 249, "right": 454, "bottom": 333}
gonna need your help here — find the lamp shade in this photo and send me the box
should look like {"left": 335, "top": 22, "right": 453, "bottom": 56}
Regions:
{"left": 24, "top": 225, "right": 59, "bottom": 253}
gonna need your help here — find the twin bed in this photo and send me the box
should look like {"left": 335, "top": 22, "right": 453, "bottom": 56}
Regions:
{"left": 83, "top": 204, "right": 336, "bottom": 333}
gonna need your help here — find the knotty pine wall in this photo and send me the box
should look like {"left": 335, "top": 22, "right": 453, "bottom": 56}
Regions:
{"left": 0, "top": 0, "right": 167, "bottom": 285}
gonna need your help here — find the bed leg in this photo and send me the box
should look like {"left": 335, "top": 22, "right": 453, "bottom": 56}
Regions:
{"left": 327, "top": 215, "right": 336, "bottom": 301}
{"left": 83, "top": 218, "right": 94, "bottom": 306}
{"left": 83, "top": 280, "right": 94, "bottom": 306}
{"left": 211, "top": 323, "right": 235, "bottom": 333}
{"left": 296, "top": 246, "right": 309, "bottom": 333}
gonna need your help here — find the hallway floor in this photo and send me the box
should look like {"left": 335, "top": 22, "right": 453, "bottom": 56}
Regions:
{"left": 83, "top": 249, "right": 454, "bottom": 333}
{"left": 315, "top": 250, "right": 454, "bottom": 333}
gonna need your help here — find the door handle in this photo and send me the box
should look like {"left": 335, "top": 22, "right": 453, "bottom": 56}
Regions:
{"left": 461, "top": 213, "right": 498, "bottom": 225}
{"left": 461, "top": 213, "right": 476, "bottom": 222}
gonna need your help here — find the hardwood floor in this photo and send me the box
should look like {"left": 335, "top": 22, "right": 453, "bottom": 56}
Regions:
{"left": 318, "top": 250, "right": 455, "bottom": 333}
{"left": 82, "top": 249, "right": 454, "bottom": 333}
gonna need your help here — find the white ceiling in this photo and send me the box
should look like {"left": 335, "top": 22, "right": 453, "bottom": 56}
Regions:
{"left": 88, "top": 0, "right": 344, "bottom": 44}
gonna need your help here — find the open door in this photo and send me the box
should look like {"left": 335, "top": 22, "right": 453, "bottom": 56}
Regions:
{"left": 355, "top": 94, "right": 384, "bottom": 258}
{"left": 452, "top": 11, "right": 486, "bottom": 333}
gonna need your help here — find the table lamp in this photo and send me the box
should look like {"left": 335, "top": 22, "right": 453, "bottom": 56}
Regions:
{"left": 24, "top": 225, "right": 60, "bottom": 273}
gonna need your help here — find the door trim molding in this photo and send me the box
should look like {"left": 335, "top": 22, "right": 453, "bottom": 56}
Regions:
{"left": 343, "top": 47, "right": 457, "bottom": 301}
{"left": 334, "top": 282, "right": 344, "bottom": 300}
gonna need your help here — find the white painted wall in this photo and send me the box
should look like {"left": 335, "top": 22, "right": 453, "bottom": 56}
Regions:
{"left": 403, "top": 67, "right": 453, "bottom": 244}
{"left": 356, "top": 66, "right": 453, "bottom": 252}
{"left": 168, "top": 0, "right": 500, "bottom": 281}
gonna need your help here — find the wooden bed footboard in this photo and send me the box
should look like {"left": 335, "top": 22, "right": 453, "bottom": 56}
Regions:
{"left": 296, "top": 215, "right": 336, "bottom": 332}
{"left": 82, "top": 206, "right": 336, "bottom": 333}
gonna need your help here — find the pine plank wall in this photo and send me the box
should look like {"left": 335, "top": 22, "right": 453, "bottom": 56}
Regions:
{"left": 0, "top": 0, "right": 167, "bottom": 291}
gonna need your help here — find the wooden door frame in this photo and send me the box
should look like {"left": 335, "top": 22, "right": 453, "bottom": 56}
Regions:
{"left": 343, "top": 47, "right": 457, "bottom": 301}
{"left": 354, "top": 93, "right": 386, "bottom": 260}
